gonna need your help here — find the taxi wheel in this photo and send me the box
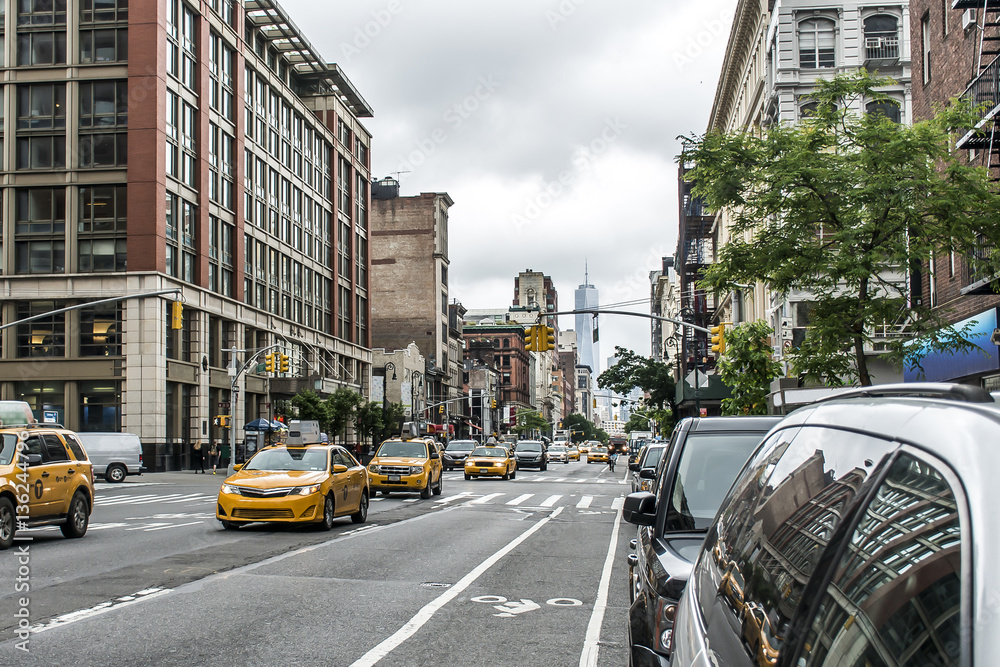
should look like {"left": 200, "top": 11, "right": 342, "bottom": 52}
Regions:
{"left": 351, "top": 492, "right": 368, "bottom": 524}
{"left": 0, "top": 497, "right": 15, "bottom": 550}
{"left": 420, "top": 480, "right": 432, "bottom": 499}
{"left": 432, "top": 473, "right": 442, "bottom": 496}
{"left": 464, "top": 473, "right": 471, "bottom": 480}
{"left": 321, "top": 494, "right": 336, "bottom": 530}
{"left": 501, "top": 470, "right": 510, "bottom": 481}
{"left": 510, "top": 469, "right": 516, "bottom": 480}
{"left": 220, "top": 520, "right": 240, "bottom": 530}
{"left": 61, "top": 491, "right": 89, "bottom": 539}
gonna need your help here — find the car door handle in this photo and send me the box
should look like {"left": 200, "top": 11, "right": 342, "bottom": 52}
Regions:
{"left": 67, "top": 468, "right": 75, "bottom": 474}
{"left": 41, "top": 471, "right": 50, "bottom": 477}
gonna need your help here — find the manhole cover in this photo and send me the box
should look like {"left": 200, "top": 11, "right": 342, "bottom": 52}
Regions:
{"left": 421, "top": 582, "right": 453, "bottom": 588}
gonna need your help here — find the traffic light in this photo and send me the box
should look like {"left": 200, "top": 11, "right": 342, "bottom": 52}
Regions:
{"left": 215, "top": 415, "right": 230, "bottom": 428}
{"left": 539, "top": 325, "right": 556, "bottom": 352}
{"left": 171, "top": 301, "right": 183, "bottom": 329}
{"left": 279, "top": 353, "right": 289, "bottom": 373}
{"left": 264, "top": 353, "right": 275, "bottom": 373}
{"left": 711, "top": 323, "right": 727, "bottom": 356}
{"left": 491, "top": 399, "right": 497, "bottom": 409}
{"left": 524, "top": 325, "right": 537, "bottom": 352}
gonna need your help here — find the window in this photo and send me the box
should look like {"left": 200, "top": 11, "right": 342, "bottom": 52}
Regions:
{"left": 18, "top": 0, "right": 67, "bottom": 25}
{"left": 167, "top": 0, "right": 197, "bottom": 91}
{"left": 799, "top": 18, "right": 836, "bottom": 69}
{"left": 863, "top": 15, "right": 899, "bottom": 61}
{"left": 798, "top": 454, "right": 963, "bottom": 667}
{"left": 922, "top": 12, "right": 932, "bottom": 84}
{"left": 79, "top": 184, "right": 126, "bottom": 272}
{"left": 866, "top": 99, "right": 901, "bottom": 124}
{"left": 15, "top": 188, "right": 65, "bottom": 274}
{"left": 17, "top": 30, "right": 66, "bottom": 65}
{"left": 80, "top": 27, "right": 127, "bottom": 63}
{"left": 80, "top": 301, "right": 122, "bottom": 356}
{"left": 79, "top": 80, "right": 127, "bottom": 127}
{"left": 16, "top": 301, "right": 65, "bottom": 357}
{"left": 16, "top": 83, "right": 65, "bottom": 170}
{"left": 81, "top": 0, "right": 128, "bottom": 23}
{"left": 79, "top": 132, "right": 126, "bottom": 167}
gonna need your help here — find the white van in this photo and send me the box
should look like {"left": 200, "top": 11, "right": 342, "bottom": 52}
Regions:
{"left": 285, "top": 420, "right": 321, "bottom": 445}
{"left": 75, "top": 432, "right": 144, "bottom": 483}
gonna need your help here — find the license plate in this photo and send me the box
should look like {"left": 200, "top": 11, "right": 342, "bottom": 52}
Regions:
{"left": 480, "top": 468, "right": 489, "bottom": 473}
{"left": 388, "top": 475, "right": 401, "bottom": 482}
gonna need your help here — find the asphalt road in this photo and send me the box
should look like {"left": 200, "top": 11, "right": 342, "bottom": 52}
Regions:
{"left": 0, "top": 457, "right": 634, "bottom": 666}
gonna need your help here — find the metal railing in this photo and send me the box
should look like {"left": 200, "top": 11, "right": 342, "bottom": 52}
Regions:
{"left": 962, "top": 55, "right": 1000, "bottom": 126}
{"left": 967, "top": 233, "right": 998, "bottom": 286}
{"left": 864, "top": 36, "right": 899, "bottom": 62}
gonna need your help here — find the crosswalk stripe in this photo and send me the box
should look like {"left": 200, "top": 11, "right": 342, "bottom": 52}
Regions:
{"left": 161, "top": 495, "right": 216, "bottom": 503}
{"left": 540, "top": 495, "right": 561, "bottom": 507}
{"left": 506, "top": 494, "right": 534, "bottom": 506}
{"left": 95, "top": 494, "right": 162, "bottom": 505}
{"left": 123, "top": 494, "right": 197, "bottom": 505}
{"left": 435, "top": 492, "right": 473, "bottom": 504}
{"left": 552, "top": 478, "right": 567, "bottom": 482}
{"left": 471, "top": 493, "right": 504, "bottom": 505}
{"left": 575, "top": 479, "right": 589, "bottom": 484}
{"left": 611, "top": 497, "right": 625, "bottom": 510}
{"left": 577, "top": 496, "right": 594, "bottom": 509}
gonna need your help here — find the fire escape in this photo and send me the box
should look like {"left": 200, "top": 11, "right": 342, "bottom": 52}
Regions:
{"left": 954, "top": 0, "right": 1000, "bottom": 293}
{"left": 676, "top": 161, "right": 717, "bottom": 380}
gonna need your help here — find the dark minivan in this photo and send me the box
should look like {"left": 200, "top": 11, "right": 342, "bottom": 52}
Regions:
{"left": 622, "top": 415, "right": 782, "bottom": 666}
{"left": 513, "top": 440, "right": 547, "bottom": 470}
{"left": 671, "top": 383, "right": 998, "bottom": 667}
{"left": 442, "top": 439, "right": 477, "bottom": 470}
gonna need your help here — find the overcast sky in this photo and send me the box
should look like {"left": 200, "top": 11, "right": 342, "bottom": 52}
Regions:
{"left": 282, "top": 0, "right": 736, "bottom": 373}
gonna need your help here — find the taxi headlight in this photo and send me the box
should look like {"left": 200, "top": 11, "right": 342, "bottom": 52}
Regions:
{"left": 222, "top": 484, "right": 241, "bottom": 495}
{"left": 410, "top": 465, "right": 425, "bottom": 474}
{"left": 290, "top": 484, "right": 322, "bottom": 495}
{"left": 368, "top": 464, "right": 379, "bottom": 473}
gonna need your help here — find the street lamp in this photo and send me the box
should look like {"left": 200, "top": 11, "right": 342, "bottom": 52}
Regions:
{"left": 411, "top": 370, "right": 423, "bottom": 423}
{"left": 384, "top": 362, "right": 397, "bottom": 380}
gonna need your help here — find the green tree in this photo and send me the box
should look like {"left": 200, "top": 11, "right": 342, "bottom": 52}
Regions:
{"left": 355, "top": 401, "right": 388, "bottom": 453}
{"left": 595, "top": 428, "right": 610, "bottom": 443}
{"left": 380, "top": 402, "right": 405, "bottom": 441}
{"left": 561, "top": 413, "right": 597, "bottom": 442}
{"left": 327, "top": 388, "right": 362, "bottom": 444}
{"left": 291, "top": 390, "right": 330, "bottom": 434}
{"left": 684, "top": 70, "right": 1000, "bottom": 386}
{"left": 512, "top": 410, "right": 549, "bottom": 437}
{"left": 597, "top": 346, "right": 676, "bottom": 412}
{"left": 717, "top": 320, "right": 782, "bottom": 415}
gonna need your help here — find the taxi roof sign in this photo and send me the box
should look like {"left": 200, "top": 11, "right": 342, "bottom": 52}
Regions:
{"left": 0, "top": 401, "right": 37, "bottom": 427}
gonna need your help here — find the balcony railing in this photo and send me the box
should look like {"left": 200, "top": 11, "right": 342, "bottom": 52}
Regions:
{"left": 864, "top": 36, "right": 900, "bottom": 64}
{"left": 957, "top": 55, "right": 1000, "bottom": 149}
{"left": 966, "top": 233, "right": 998, "bottom": 289}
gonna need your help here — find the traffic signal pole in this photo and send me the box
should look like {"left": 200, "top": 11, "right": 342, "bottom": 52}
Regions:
{"left": 226, "top": 343, "right": 281, "bottom": 466}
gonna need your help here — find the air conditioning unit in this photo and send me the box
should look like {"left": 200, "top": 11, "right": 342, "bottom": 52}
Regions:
{"left": 963, "top": 8, "right": 977, "bottom": 31}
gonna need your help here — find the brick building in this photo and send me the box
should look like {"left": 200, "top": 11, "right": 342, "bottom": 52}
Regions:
{"left": 0, "top": 0, "right": 373, "bottom": 468}
{"left": 461, "top": 325, "right": 532, "bottom": 427}
{"left": 908, "top": 0, "right": 1000, "bottom": 385}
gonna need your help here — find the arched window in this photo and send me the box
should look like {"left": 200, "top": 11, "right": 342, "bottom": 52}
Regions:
{"left": 866, "top": 100, "right": 901, "bottom": 123}
{"left": 503, "top": 338, "right": 511, "bottom": 348}
{"left": 864, "top": 15, "right": 899, "bottom": 61}
{"left": 799, "top": 101, "right": 818, "bottom": 119}
{"left": 799, "top": 18, "right": 836, "bottom": 69}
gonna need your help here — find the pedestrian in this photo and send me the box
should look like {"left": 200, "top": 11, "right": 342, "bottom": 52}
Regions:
{"left": 210, "top": 442, "right": 220, "bottom": 474}
{"left": 193, "top": 440, "right": 205, "bottom": 473}
{"left": 608, "top": 451, "right": 618, "bottom": 473}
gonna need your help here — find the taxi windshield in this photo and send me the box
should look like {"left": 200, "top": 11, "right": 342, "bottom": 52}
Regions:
{"left": 376, "top": 441, "right": 427, "bottom": 459}
{"left": 0, "top": 434, "right": 17, "bottom": 466}
{"left": 244, "top": 447, "right": 327, "bottom": 472}
{"left": 471, "top": 447, "right": 506, "bottom": 457}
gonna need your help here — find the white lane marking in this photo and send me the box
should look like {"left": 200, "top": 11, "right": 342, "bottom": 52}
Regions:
{"left": 161, "top": 495, "right": 216, "bottom": 504}
{"left": 579, "top": 502, "right": 625, "bottom": 666}
{"left": 533, "top": 476, "right": 550, "bottom": 481}
{"left": 575, "top": 479, "right": 589, "bottom": 484}
{"left": 32, "top": 588, "right": 169, "bottom": 634}
{"left": 87, "top": 522, "right": 128, "bottom": 531}
{"left": 611, "top": 497, "right": 624, "bottom": 510}
{"left": 350, "top": 507, "right": 564, "bottom": 667}
{"left": 403, "top": 498, "right": 419, "bottom": 503}
{"left": 540, "top": 495, "right": 562, "bottom": 507}
{"left": 94, "top": 494, "right": 161, "bottom": 505}
{"left": 553, "top": 478, "right": 567, "bottom": 482}
{"left": 470, "top": 493, "right": 504, "bottom": 505}
{"left": 506, "top": 494, "right": 534, "bottom": 506}
{"left": 129, "top": 494, "right": 206, "bottom": 505}
{"left": 435, "top": 491, "right": 473, "bottom": 504}
{"left": 577, "top": 496, "right": 594, "bottom": 509}
{"left": 144, "top": 520, "right": 204, "bottom": 532}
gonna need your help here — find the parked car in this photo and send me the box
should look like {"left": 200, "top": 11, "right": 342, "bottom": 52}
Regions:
{"left": 671, "top": 383, "right": 999, "bottom": 667}
{"left": 75, "top": 432, "right": 144, "bottom": 483}
{"left": 513, "top": 440, "right": 547, "bottom": 470}
{"left": 628, "top": 443, "right": 666, "bottom": 493}
{"left": 442, "top": 439, "right": 477, "bottom": 470}
{"left": 622, "top": 415, "right": 782, "bottom": 665}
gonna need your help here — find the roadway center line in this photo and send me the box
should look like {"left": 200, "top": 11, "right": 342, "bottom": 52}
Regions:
{"left": 506, "top": 494, "right": 534, "bottom": 506}
{"left": 579, "top": 501, "right": 624, "bottom": 667}
{"left": 350, "top": 507, "right": 564, "bottom": 667}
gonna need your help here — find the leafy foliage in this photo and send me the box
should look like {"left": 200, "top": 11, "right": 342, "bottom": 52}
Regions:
{"left": 327, "top": 388, "right": 363, "bottom": 442}
{"left": 512, "top": 410, "right": 549, "bottom": 436}
{"left": 560, "top": 413, "right": 599, "bottom": 442}
{"left": 291, "top": 390, "right": 330, "bottom": 434}
{"left": 597, "top": 346, "right": 676, "bottom": 411}
{"left": 717, "top": 321, "right": 783, "bottom": 415}
{"left": 683, "top": 70, "right": 1000, "bottom": 385}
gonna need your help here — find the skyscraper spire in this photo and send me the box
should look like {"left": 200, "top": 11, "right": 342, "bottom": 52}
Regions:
{"left": 585, "top": 259, "right": 589, "bottom": 286}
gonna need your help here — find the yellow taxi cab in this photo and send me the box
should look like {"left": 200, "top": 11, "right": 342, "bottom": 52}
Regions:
{"left": 579, "top": 442, "right": 593, "bottom": 455}
{"left": 216, "top": 443, "right": 369, "bottom": 530}
{"left": 368, "top": 437, "right": 443, "bottom": 498}
{"left": 0, "top": 403, "right": 95, "bottom": 549}
{"left": 587, "top": 445, "right": 609, "bottom": 464}
{"left": 566, "top": 445, "right": 581, "bottom": 461}
{"left": 464, "top": 445, "right": 517, "bottom": 480}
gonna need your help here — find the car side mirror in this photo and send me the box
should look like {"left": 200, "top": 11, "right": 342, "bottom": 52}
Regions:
{"left": 232, "top": 464, "right": 243, "bottom": 472}
{"left": 639, "top": 469, "right": 656, "bottom": 479}
{"left": 332, "top": 464, "right": 348, "bottom": 474}
{"left": 20, "top": 453, "right": 43, "bottom": 467}
{"left": 628, "top": 462, "right": 640, "bottom": 472}
{"left": 430, "top": 451, "right": 440, "bottom": 460}
{"left": 622, "top": 492, "right": 657, "bottom": 526}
